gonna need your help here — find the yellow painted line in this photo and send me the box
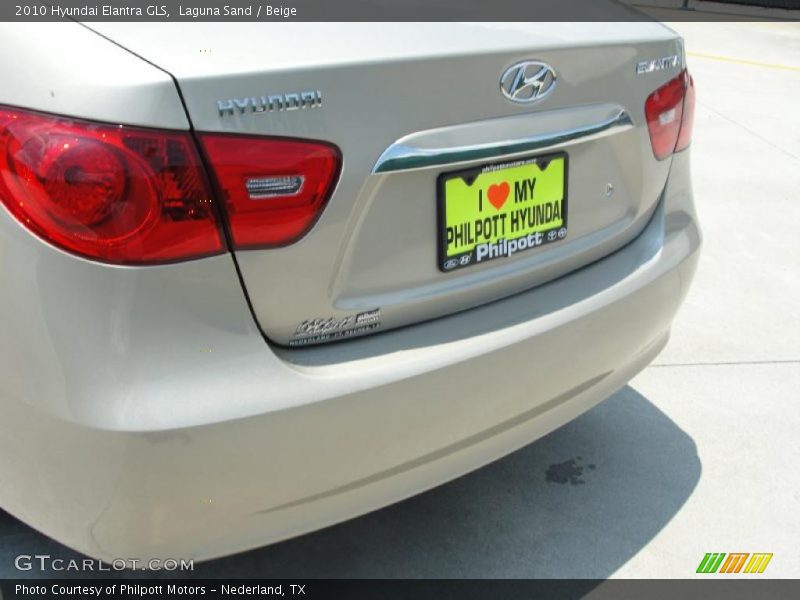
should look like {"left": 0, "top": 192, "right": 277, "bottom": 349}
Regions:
{"left": 687, "top": 51, "right": 800, "bottom": 73}
{"left": 757, "top": 553, "right": 774, "bottom": 573}
{"left": 746, "top": 553, "right": 771, "bottom": 573}
{"left": 744, "top": 554, "right": 759, "bottom": 573}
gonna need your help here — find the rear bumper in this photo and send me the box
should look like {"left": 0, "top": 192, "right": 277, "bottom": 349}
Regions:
{"left": 0, "top": 154, "right": 700, "bottom": 562}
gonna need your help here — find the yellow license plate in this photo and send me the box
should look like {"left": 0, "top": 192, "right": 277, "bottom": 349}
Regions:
{"left": 437, "top": 153, "right": 568, "bottom": 272}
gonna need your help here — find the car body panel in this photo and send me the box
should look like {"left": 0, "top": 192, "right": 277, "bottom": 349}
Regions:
{"left": 88, "top": 22, "right": 684, "bottom": 345}
{"left": 86, "top": 22, "right": 679, "bottom": 79}
{"left": 0, "top": 22, "right": 701, "bottom": 562}
{"left": 0, "top": 23, "right": 189, "bottom": 129}
{"left": 0, "top": 149, "right": 700, "bottom": 561}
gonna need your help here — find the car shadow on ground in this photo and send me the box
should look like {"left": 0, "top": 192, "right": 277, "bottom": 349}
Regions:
{"left": 0, "top": 384, "right": 700, "bottom": 579}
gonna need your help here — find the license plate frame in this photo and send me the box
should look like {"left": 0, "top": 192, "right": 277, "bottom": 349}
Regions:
{"left": 436, "top": 152, "right": 569, "bottom": 272}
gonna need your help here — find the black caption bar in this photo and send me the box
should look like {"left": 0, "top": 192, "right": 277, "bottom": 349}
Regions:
{"left": 4, "top": 580, "right": 597, "bottom": 600}
{"left": 3, "top": 580, "right": 800, "bottom": 600}
{"left": 1, "top": 0, "right": 798, "bottom": 21}
{"left": 4, "top": 0, "right": 646, "bottom": 21}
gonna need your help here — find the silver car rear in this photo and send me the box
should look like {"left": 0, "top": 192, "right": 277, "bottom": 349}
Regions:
{"left": 0, "top": 22, "right": 700, "bottom": 561}
{"left": 86, "top": 23, "right": 685, "bottom": 345}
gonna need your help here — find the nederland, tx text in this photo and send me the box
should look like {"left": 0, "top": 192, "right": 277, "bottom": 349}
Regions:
{"left": 14, "top": 584, "right": 305, "bottom": 596}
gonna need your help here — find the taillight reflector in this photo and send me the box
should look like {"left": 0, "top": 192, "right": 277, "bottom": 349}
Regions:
{"left": 0, "top": 106, "right": 224, "bottom": 265}
{"left": 198, "top": 134, "right": 341, "bottom": 249}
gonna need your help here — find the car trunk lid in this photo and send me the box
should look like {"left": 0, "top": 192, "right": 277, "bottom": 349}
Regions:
{"left": 89, "top": 22, "right": 684, "bottom": 345}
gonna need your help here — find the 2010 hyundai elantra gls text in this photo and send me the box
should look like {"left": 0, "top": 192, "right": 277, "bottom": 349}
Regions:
{"left": 0, "top": 22, "right": 700, "bottom": 562}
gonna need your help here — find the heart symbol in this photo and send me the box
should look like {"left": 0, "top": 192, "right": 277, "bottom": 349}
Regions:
{"left": 487, "top": 182, "right": 510, "bottom": 210}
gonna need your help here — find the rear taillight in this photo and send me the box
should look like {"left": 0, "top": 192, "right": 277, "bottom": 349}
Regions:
{"left": 0, "top": 106, "right": 224, "bottom": 264}
{"left": 645, "top": 69, "right": 695, "bottom": 160}
{"left": 675, "top": 72, "right": 695, "bottom": 153}
{"left": 198, "top": 134, "right": 341, "bottom": 249}
{"left": 0, "top": 106, "right": 343, "bottom": 263}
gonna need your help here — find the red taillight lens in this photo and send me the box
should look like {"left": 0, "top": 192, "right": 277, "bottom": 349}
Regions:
{"left": 0, "top": 106, "right": 224, "bottom": 265}
{"left": 645, "top": 68, "right": 695, "bottom": 160}
{"left": 676, "top": 72, "right": 695, "bottom": 152}
{"left": 198, "top": 134, "right": 341, "bottom": 249}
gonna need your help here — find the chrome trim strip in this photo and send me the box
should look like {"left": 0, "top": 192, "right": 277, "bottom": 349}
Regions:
{"left": 372, "top": 109, "right": 633, "bottom": 174}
